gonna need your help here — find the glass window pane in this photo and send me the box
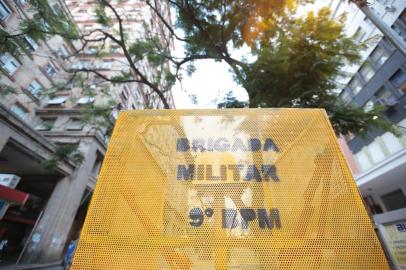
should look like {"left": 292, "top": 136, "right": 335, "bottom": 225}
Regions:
{"left": 101, "top": 61, "right": 112, "bottom": 69}
{"left": 370, "top": 46, "right": 389, "bottom": 68}
{"left": 0, "top": 0, "right": 11, "bottom": 20}
{"left": 360, "top": 64, "right": 375, "bottom": 81}
{"left": 0, "top": 53, "right": 20, "bottom": 75}
{"left": 77, "top": 96, "right": 95, "bottom": 104}
{"left": 381, "top": 189, "right": 406, "bottom": 212}
{"left": 374, "top": 87, "right": 397, "bottom": 105}
{"left": 46, "top": 62, "right": 57, "bottom": 77}
{"left": 368, "top": 141, "right": 386, "bottom": 164}
{"left": 390, "top": 69, "right": 406, "bottom": 95}
{"left": 35, "top": 118, "right": 55, "bottom": 131}
{"left": 58, "top": 46, "right": 69, "bottom": 58}
{"left": 349, "top": 78, "right": 362, "bottom": 95}
{"left": 363, "top": 100, "right": 374, "bottom": 112}
{"left": 10, "top": 104, "right": 28, "bottom": 120}
{"left": 28, "top": 80, "right": 43, "bottom": 98}
{"left": 355, "top": 27, "right": 367, "bottom": 42}
{"left": 66, "top": 118, "right": 84, "bottom": 130}
{"left": 355, "top": 151, "right": 372, "bottom": 172}
{"left": 24, "top": 36, "right": 38, "bottom": 51}
{"left": 340, "top": 90, "right": 352, "bottom": 103}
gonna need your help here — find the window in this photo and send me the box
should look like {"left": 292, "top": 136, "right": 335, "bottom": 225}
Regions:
{"left": 24, "top": 35, "right": 38, "bottom": 52}
{"left": 46, "top": 62, "right": 57, "bottom": 77}
{"left": 370, "top": 46, "right": 389, "bottom": 68}
{"left": 368, "top": 141, "right": 386, "bottom": 164}
{"left": 86, "top": 46, "right": 97, "bottom": 54}
{"left": 363, "top": 100, "right": 374, "bottom": 112}
{"left": 10, "top": 104, "right": 28, "bottom": 120}
{"left": 381, "top": 189, "right": 406, "bottom": 212}
{"left": 76, "top": 96, "right": 95, "bottom": 105}
{"left": 58, "top": 46, "right": 70, "bottom": 58}
{"left": 48, "top": 96, "right": 67, "bottom": 105}
{"left": 70, "top": 61, "right": 88, "bottom": 70}
{"left": 0, "top": 53, "right": 20, "bottom": 75}
{"left": 35, "top": 118, "right": 55, "bottom": 131}
{"left": 392, "top": 11, "right": 406, "bottom": 42}
{"left": 381, "top": 132, "right": 403, "bottom": 155}
{"left": 355, "top": 151, "right": 372, "bottom": 172}
{"left": 0, "top": 0, "right": 11, "bottom": 21}
{"left": 363, "top": 17, "right": 373, "bottom": 27}
{"left": 122, "top": 90, "right": 128, "bottom": 100}
{"left": 23, "top": 35, "right": 38, "bottom": 51}
{"left": 51, "top": 3, "right": 62, "bottom": 15}
{"left": 110, "top": 46, "right": 119, "bottom": 53}
{"left": 101, "top": 61, "right": 112, "bottom": 69}
{"left": 39, "top": 18, "right": 50, "bottom": 31}
{"left": 28, "top": 79, "right": 43, "bottom": 98}
{"left": 83, "top": 24, "right": 93, "bottom": 32}
{"left": 119, "top": 92, "right": 127, "bottom": 104}
{"left": 348, "top": 77, "right": 362, "bottom": 95}
{"left": 92, "top": 77, "right": 103, "bottom": 85}
{"left": 374, "top": 87, "right": 397, "bottom": 105}
{"left": 390, "top": 69, "right": 406, "bottom": 95}
{"left": 91, "top": 152, "right": 103, "bottom": 176}
{"left": 123, "top": 25, "right": 132, "bottom": 33}
{"left": 80, "top": 61, "right": 89, "bottom": 68}
{"left": 95, "top": 61, "right": 113, "bottom": 70}
{"left": 355, "top": 27, "right": 367, "bottom": 42}
{"left": 66, "top": 118, "right": 84, "bottom": 130}
{"left": 359, "top": 64, "right": 375, "bottom": 82}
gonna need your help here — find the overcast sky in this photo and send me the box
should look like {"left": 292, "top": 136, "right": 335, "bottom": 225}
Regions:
{"left": 171, "top": 1, "right": 331, "bottom": 109}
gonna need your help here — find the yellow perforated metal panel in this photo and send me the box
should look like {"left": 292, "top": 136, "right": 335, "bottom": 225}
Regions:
{"left": 71, "top": 109, "right": 388, "bottom": 269}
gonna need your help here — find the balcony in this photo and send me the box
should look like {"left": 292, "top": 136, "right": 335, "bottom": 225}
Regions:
{"left": 356, "top": 147, "right": 406, "bottom": 191}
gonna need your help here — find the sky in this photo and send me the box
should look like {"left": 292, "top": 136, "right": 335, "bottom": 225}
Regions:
{"left": 170, "top": 0, "right": 332, "bottom": 109}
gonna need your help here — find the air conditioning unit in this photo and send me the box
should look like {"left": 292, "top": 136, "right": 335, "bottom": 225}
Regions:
{"left": 0, "top": 174, "right": 21, "bottom": 189}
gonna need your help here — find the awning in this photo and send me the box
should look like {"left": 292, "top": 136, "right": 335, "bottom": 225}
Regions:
{"left": 0, "top": 185, "right": 29, "bottom": 204}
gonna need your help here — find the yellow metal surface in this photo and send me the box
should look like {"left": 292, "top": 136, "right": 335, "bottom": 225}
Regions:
{"left": 71, "top": 109, "right": 388, "bottom": 269}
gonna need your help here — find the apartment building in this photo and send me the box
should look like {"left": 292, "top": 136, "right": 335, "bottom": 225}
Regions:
{"left": 0, "top": 0, "right": 112, "bottom": 265}
{"left": 0, "top": 0, "right": 174, "bottom": 265}
{"left": 65, "top": 0, "right": 175, "bottom": 110}
{"left": 330, "top": 0, "right": 406, "bottom": 268}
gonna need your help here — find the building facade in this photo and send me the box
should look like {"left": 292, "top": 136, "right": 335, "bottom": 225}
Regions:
{"left": 330, "top": 0, "right": 406, "bottom": 268}
{"left": 0, "top": 0, "right": 174, "bottom": 266}
{"left": 65, "top": 0, "right": 175, "bottom": 110}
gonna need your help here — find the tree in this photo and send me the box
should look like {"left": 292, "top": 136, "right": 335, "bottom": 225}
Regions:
{"left": 172, "top": 2, "right": 398, "bottom": 136}
{"left": 217, "top": 91, "right": 248, "bottom": 109}
{"left": 0, "top": 0, "right": 398, "bottom": 137}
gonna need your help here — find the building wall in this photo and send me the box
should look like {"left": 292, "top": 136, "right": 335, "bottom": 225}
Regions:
{"left": 0, "top": 0, "right": 175, "bottom": 264}
{"left": 330, "top": 0, "right": 406, "bottom": 220}
{"left": 65, "top": 0, "right": 175, "bottom": 110}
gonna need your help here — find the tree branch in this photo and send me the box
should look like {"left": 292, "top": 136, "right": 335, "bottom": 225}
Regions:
{"left": 144, "top": 0, "right": 189, "bottom": 42}
{"left": 71, "top": 68, "right": 144, "bottom": 84}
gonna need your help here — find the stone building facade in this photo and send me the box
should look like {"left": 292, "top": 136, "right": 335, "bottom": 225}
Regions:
{"left": 66, "top": 0, "right": 175, "bottom": 110}
{"left": 0, "top": 0, "right": 174, "bottom": 265}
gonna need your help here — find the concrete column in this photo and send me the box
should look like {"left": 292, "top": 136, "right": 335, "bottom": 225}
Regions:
{"left": 0, "top": 134, "right": 9, "bottom": 153}
{"left": 357, "top": 3, "right": 406, "bottom": 57}
{"left": 20, "top": 139, "right": 98, "bottom": 264}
